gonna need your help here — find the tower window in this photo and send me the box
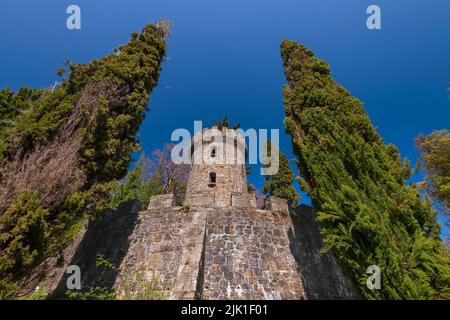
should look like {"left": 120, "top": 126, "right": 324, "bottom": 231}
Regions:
{"left": 209, "top": 172, "right": 217, "bottom": 186}
{"left": 211, "top": 148, "right": 216, "bottom": 158}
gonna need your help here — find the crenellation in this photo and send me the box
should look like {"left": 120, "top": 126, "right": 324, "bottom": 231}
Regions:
{"left": 147, "top": 193, "right": 175, "bottom": 209}
{"left": 231, "top": 193, "right": 257, "bottom": 208}
{"left": 265, "top": 196, "right": 289, "bottom": 215}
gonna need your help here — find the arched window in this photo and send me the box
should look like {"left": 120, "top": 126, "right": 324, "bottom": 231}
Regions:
{"left": 211, "top": 147, "right": 216, "bottom": 158}
{"left": 209, "top": 172, "right": 216, "bottom": 186}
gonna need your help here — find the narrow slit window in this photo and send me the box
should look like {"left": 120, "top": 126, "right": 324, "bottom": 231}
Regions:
{"left": 209, "top": 172, "right": 216, "bottom": 186}
{"left": 211, "top": 147, "right": 216, "bottom": 158}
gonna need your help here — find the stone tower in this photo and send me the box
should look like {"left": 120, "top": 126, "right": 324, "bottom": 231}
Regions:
{"left": 185, "top": 127, "right": 248, "bottom": 207}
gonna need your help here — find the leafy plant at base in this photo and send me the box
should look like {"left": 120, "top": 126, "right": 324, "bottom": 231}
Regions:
{"left": 119, "top": 269, "right": 167, "bottom": 300}
{"left": 66, "top": 254, "right": 167, "bottom": 300}
{"left": 181, "top": 202, "right": 190, "bottom": 213}
{"left": 27, "top": 286, "right": 47, "bottom": 300}
{"left": 66, "top": 286, "right": 116, "bottom": 300}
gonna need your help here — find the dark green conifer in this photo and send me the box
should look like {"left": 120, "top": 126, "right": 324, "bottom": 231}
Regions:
{"left": 0, "top": 21, "right": 169, "bottom": 298}
{"left": 280, "top": 40, "right": 450, "bottom": 299}
{"left": 262, "top": 141, "right": 300, "bottom": 208}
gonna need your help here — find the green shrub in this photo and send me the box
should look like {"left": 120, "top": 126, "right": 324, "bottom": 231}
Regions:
{"left": 0, "top": 191, "right": 49, "bottom": 299}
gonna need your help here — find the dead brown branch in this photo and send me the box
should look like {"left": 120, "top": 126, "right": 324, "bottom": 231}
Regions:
{"left": 0, "top": 81, "right": 129, "bottom": 213}
{"left": 154, "top": 19, "right": 172, "bottom": 39}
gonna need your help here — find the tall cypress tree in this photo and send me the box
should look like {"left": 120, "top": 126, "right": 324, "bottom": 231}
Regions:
{"left": 0, "top": 21, "right": 169, "bottom": 298}
{"left": 280, "top": 40, "right": 450, "bottom": 299}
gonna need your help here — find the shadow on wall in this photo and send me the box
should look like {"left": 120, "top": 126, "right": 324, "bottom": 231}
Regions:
{"left": 53, "top": 200, "right": 141, "bottom": 297}
{"left": 288, "top": 204, "right": 359, "bottom": 300}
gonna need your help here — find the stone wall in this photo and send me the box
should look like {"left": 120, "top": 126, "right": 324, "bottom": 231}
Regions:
{"left": 187, "top": 192, "right": 215, "bottom": 207}
{"left": 114, "top": 205, "right": 356, "bottom": 299}
{"left": 53, "top": 201, "right": 142, "bottom": 297}
{"left": 265, "top": 196, "right": 289, "bottom": 215}
{"left": 113, "top": 206, "right": 306, "bottom": 300}
{"left": 290, "top": 205, "right": 358, "bottom": 299}
{"left": 186, "top": 163, "right": 247, "bottom": 207}
{"left": 147, "top": 194, "right": 174, "bottom": 210}
{"left": 115, "top": 207, "right": 207, "bottom": 299}
{"left": 231, "top": 193, "right": 257, "bottom": 208}
{"left": 202, "top": 208, "right": 305, "bottom": 300}
{"left": 27, "top": 202, "right": 357, "bottom": 300}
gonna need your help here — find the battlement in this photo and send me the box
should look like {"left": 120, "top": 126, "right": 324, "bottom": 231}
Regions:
{"left": 231, "top": 193, "right": 257, "bottom": 208}
{"left": 147, "top": 194, "right": 175, "bottom": 209}
{"left": 264, "top": 196, "right": 289, "bottom": 214}
{"left": 147, "top": 192, "right": 289, "bottom": 215}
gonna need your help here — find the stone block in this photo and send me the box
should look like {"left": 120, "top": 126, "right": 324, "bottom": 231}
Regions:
{"left": 187, "top": 192, "right": 215, "bottom": 206}
{"left": 231, "top": 193, "right": 257, "bottom": 208}
{"left": 147, "top": 194, "right": 174, "bottom": 210}
{"left": 267, "top": 196, "right": 289, "bottom": 215}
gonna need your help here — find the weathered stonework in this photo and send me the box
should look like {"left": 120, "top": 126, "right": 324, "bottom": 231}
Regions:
{"left": 115, "top": 207, "right": 207, "bottom": 299}
{"left": 114, "top": 206, "right": 306, "bottom": 300}
{"left": 290, "top": 205, "right": 358, "bottom": 299}
{"left": 186, "top": 192, "right": 215, "bottom": 207}
{"left": 147, "top": 193, "right": 175, "bottom": 209}
{"left": 266, "top": 196, "right": 289, "bottom": 215}
{"left": 22, "top": 125, "right": 357, "bottom": 300}
{"left": 202, "top": 208, "right": 305, "bottom": 300}
{"left": 42, "top": 201, "right": 356, "bottom": 300}
{"left": 185, "top": 128, "right": 248, "bottom": 207}
{"left": 231, "top": 193, "right": 257, "bottom": 208}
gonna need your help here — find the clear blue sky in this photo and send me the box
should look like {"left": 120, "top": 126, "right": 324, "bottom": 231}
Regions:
{"left": 0, "top": 0, "right": 449, "bottom": 237}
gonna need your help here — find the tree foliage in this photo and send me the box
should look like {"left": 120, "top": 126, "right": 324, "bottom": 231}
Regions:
{"left": 109, "top": 155, "right": 164, "bottom": 210}
{"left": 280, "top": 40, "right": 450, "bottom": 299}
{"left": 262, "top": 141, "right": 300, "bottom": 207}
{"left": 0, "top": 21, "right": 169, "bottom": 298}
{"left": 148, "top": 144, "right": 189, "bottom": 205}
{"left": 416, "top": 130, "right": 450, "bottom": 219}
{"left": 213, "top": 116, "right": 240, "bottom": 130}
{"left": 109, "top": 144, "right": 189, "bottom": 211}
